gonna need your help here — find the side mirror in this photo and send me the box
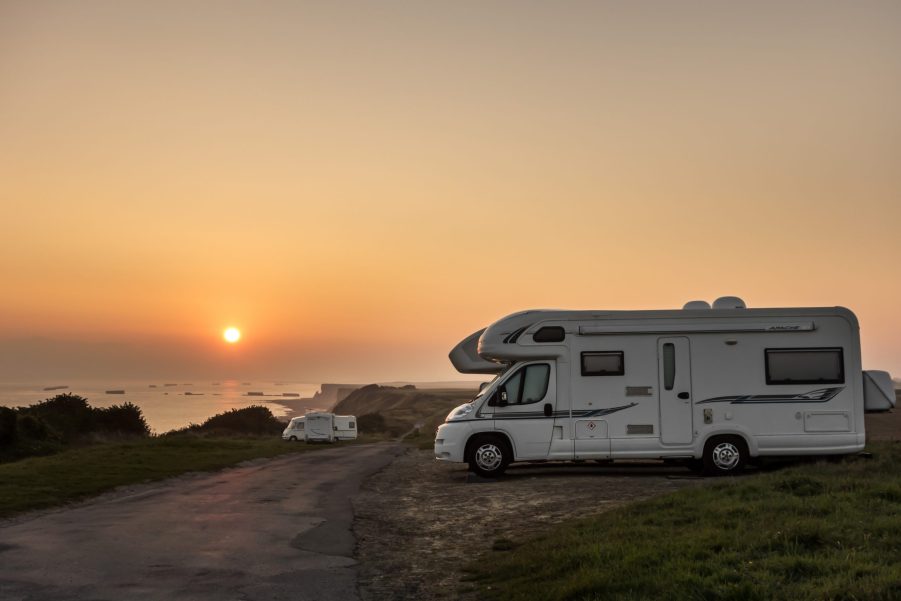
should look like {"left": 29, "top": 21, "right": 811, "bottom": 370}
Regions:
{"left": 479, "top": 381, "right": 489, "bottom": 392}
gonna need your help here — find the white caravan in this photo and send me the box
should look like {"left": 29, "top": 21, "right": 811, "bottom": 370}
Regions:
{"left": 435, "top": 297, "right": 895, "bottom": 477}
{"left": 333, "top": 415, "right": 359, "bottom": 440}
{"left": 288, "top": 412, "right": 358, "bottom": 442}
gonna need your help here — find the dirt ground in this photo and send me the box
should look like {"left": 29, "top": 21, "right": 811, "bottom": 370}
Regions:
{"left": 354, "top": 404, "right": 901, "bottom": 601}
{"left": 352, "top": 450, "right": 705, "bottom": 601}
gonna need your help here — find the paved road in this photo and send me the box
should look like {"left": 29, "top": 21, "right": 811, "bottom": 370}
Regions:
{"left": 0, "top": 443, "right": 401, "bottom": 601}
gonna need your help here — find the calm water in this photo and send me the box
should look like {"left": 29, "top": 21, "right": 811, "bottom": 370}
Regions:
{"left": 0, "top": 380, "right": 322, "bottom": 434}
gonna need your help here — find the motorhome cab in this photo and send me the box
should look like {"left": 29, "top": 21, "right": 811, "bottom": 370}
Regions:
{"left": 297, "top": 412, "right": 359, "bottom": 443}
{"left": 435, "top": 298, "right": 895, "bottom": 477}
{"left": 282, "top": 416, "right": 305, "bottom": 441}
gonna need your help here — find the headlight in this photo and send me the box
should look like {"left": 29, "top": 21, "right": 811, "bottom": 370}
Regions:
{"left": 446, "top": 404, "right": 474, "bottom": 422}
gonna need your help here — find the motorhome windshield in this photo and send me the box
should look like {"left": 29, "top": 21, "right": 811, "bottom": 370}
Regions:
{"left": 472, "top": 367, "right": 510, "bottom": 401}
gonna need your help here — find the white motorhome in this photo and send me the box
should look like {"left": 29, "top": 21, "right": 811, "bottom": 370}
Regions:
{"left": 435, "top": 297, "right": 895, "bottom": 477}
{"left": 288, "top": 412, "right": 358, "bottom": 443}
{"left": 282, "top": 416, "right": 305, "bottom": 441}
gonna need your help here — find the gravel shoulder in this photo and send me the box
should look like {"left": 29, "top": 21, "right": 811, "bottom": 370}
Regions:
{"left": 353, "top": 449, "right": 706, "bottom": 601}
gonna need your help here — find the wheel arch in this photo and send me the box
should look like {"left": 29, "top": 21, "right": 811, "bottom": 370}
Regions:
{"left": 464, "top": 431, "right": 515, "bottom": 464}
{"left": 698, "top": 428, "right": 757, "bottom": 458}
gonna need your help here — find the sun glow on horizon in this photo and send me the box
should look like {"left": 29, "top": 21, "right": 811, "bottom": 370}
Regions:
{"left": 223, "top": 327, "right": 241, "bottom": 344}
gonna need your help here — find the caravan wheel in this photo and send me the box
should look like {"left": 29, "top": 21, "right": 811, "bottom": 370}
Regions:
{"left": 703, "top": 436, "right": 748, "bottom": 476}
{"left": 467, "top": 435, "right": 511, "bottom": 478}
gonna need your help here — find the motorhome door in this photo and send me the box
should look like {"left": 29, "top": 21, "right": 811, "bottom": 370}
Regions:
{"left": 490, "top": 362, "right": 557, "bottom": 459}
{"left": 658, "top": 337, "right": 693, "bottom": 444}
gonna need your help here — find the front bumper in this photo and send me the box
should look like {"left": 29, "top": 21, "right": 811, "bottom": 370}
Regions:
{"left": 434, "top": 422, "right": 467, "bottom": 463}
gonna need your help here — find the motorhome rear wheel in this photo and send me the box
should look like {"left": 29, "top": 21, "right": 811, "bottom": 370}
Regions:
{"left": 703, "top": 435, "right": 749, "bottom": 476}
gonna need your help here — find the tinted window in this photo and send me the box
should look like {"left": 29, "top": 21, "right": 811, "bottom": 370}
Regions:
{"left": 522, "top": 364, "right": 551, "bottom": 402}
{"left": 503, "top": 370, "right": 523, "bottom": 404}
{"left": 766, "top": 348, "right": 844, "bottom": 385}
{"left": 348, "top": 422, "right": 355, "bottom": 429}
{"left": 662, "top": 343, "right": 676, "bottom": 391}
{"left": 500, "top": 364, "right": 550, "bottom": 405}
{"left": 581, "top": 352, "right": 625, "bottom": 376}
{"left": 533, "top": 326, "right": 565, "bottom": 343}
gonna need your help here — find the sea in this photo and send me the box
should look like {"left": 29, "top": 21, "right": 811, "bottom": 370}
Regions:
{"left": 0, "top": 380, "right": 323, "bottom": 434}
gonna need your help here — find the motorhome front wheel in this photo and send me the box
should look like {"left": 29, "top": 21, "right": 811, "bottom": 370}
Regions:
{"left": 468, "top": 435, "right": 510, "bottom": 478}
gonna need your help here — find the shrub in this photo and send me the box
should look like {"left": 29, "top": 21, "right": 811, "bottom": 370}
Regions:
{"left": 0, "top": 407, "right": 16, "bottom": 446}
{"left": 358, "top": 412, "right": 387, "bottom": 433}
{"left": 93, "top": 403, "right": 151, "bottom": 436}
{"left": 189, "top": 405, "right": 284, "bottom": 435}
{"left": 17, "top": 414, "right": 49, "bottom": 440}
{"left": 21, "top": 394, "right": 94, "bottom": 442}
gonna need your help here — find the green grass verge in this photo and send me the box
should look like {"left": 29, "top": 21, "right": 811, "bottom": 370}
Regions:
{"left": 0, "top": 435, "right": 376, "bottom": 519}
{"left": 467, "top": 442, "right": 901, "bottom": 601}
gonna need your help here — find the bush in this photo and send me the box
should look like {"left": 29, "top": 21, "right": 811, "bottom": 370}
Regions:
{"left": 358, "top": 412, "right": 387, "bottom": 433}
{"left": 0, "top": 407, "right": 16, "bottom": 446}
{"left": 186, "top": 406, "right": 284, "bottom": 435}
{"left": 94, "top": 403, "right": 151, "bottom": 436}
{"left": 21, "top": 394, "right": 94, "bottom": 442}
{"left": 17, "top": 414, "right": 49, "bottom": 440}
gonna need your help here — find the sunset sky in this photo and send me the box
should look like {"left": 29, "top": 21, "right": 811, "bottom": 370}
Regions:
{"left": 1, "top": 1, "right": 899, "bottom": 383}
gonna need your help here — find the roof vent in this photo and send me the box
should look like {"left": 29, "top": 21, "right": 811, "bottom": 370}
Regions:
{"left": 712, "top": 296, "right": 747, "bottom": 309}
{"left": 683, "top": 300, "right": 711, "bottom": 310}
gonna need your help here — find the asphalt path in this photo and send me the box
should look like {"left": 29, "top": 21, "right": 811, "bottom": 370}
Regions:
{"left": 0, "top": 442, "right": 401, "bottom": 601}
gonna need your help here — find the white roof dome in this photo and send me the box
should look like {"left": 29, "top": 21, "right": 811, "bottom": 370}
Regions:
{"left": 682, "top": 300, "right": 711, "bottom": 310}
{"left": 712, "top": 296, "right": 747, "bottom": 309}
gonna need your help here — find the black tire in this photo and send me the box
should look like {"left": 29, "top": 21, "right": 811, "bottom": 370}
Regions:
{"left": 703, "top": 435, "right": 748, "bottom": 476}
{"left": 466, "top": 435, "right": 511, "bottom": 478}
{"left": 289, "top": 435, "right": 298, "bottom": 442}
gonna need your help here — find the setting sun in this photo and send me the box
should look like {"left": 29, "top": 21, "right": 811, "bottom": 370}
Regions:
{"left": 223, "top": 327, "right": 241, "bottom": 344}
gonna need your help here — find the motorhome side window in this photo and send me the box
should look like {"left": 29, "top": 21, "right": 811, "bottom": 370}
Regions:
{"left": 498, "top": 364, "right": 550, "bottom": 405}
{"left": 662, "top": 343, "right": 676, "bottom": 390}
{"left": 765, "top": 348, "right": 845, "bottom": 385}
{"left": 581, "top": 352, "right": 625, "bottom": 376}
{"left": 533, "top": 326, "right": 565, "bottom": 343}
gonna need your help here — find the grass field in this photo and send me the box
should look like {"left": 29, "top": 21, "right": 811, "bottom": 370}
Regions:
{"left": 468, "top": 442, "right": 901, "bottom": 601}
{"left": 0, "top": 434, "right": 375, "bottom": 519}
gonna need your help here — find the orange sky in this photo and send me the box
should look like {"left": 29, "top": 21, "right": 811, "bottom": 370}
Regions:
{"left": 1, "top": 1, "right": 899, "bottom": 382}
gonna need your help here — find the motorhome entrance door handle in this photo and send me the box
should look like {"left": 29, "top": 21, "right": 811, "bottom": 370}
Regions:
{"left": 677, "top": 392, "right": 690, "bottom": 400}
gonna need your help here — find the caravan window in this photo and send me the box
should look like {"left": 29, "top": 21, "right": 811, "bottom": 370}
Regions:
{"left": 765, "top": 348, "right": 845, "bottom": 385}
{"left": 581, "top": 352, "right": 625, "bottom": 376}
{"left": 499, "top": 363, "right": 551, "bottom": 405}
